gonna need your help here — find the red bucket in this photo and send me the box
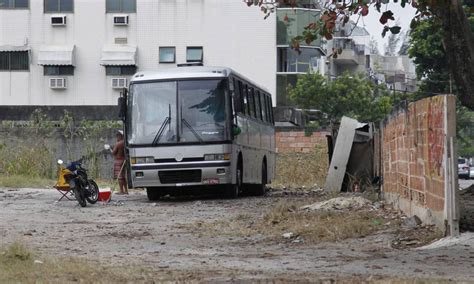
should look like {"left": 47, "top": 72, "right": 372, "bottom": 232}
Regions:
{"left": 98, "top": 188, "right": 111, "bottom": 202}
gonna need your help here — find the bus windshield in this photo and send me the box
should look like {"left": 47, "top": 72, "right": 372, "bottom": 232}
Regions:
{"left": 128, "top": 79, "right": 229, "bottom": 145}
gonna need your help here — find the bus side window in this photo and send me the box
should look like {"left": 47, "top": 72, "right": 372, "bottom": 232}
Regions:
{"left": 255, "top": 90, "right": 262, "bottom": 121}
{"left": 248, "top": 87, "right": 256, "bottom": 118}
{"left": 261, "top": 93, "right": 267, "bottom": 123}
{"left": 243, "top": 83, "right": 249, "bottom": 116}
{"left": 233, "top": 78, "right": 243, "bottom": 114}
{"left": 266, "top": 96, "right": 274, "bottom": 124}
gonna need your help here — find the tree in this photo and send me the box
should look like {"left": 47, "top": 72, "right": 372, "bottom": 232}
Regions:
{"left": 384, "top": 19, "right": 401, "bottom": 56}
{"left": 408, "top": 18, "right": 451, "bottom": 95}
{"left": 408, "top": 15, "right": 474, "bottom": 157}
{"left": 398, "top": 31, "right": 410, "bottom": 55}
{"left": 246, "top": 0, "right": 474, "bottom": 110}
{"left": 288, "top": 72, "right": 394, "bottom": 124}
{"left": 368, "top": 37, "right": 380, "bottom": 55}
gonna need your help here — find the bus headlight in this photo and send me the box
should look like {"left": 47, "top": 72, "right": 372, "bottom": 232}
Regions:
{"left": 204, "top": 153, "right": 230, "bottom": 161}
{"left": 131, "top": 157, "right": 154, "bottom": 164}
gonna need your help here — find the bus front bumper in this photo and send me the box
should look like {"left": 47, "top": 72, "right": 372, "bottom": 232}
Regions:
{"left": 130, "top": 161, "right": 233, "bottom": 188}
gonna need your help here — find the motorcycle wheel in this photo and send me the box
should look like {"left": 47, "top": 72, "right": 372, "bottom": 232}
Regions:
{"left": 73, "top": 186, "right": 87, "bottom": 207}
{"left": 85, "top": 180, "right": 99, "bottom": 204}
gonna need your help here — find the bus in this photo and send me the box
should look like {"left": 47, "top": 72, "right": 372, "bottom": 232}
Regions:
{"left": 118, "top": 66, "right": 276, "bottom": 200}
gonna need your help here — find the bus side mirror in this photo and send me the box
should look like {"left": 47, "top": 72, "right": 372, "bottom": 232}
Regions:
{"left": 118, "top": 97, "right": 126, "bottom": 121}
{"left": 232, "top": 125, "right": 241, "bottom": 136}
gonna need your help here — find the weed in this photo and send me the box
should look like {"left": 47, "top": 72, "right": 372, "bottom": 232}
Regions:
{"left": 0, "top": 175, "right": 55, "bottom": 188}
{"left": 1, "top": 242, "right": 32, "bottom": 263}
{"left": 0, "top": 243, "right": 206, "bottom": 282}
{"left": 273, "top": 145, "right": 328, "bottom": 189}
{"left": 196, "top": 199, "right": 383, "bottom": 244}
{"left": 0, "top": 144, "right": 54, "bottom": 178}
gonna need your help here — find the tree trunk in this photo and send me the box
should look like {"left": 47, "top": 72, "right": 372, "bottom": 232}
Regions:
{"left": 440, "top": 0, "right": 474, "bottom": 110}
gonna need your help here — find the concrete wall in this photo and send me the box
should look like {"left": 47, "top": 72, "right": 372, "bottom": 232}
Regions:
{"left": 276, "top": 128, "right": 329, "bottom": 153}
{"left": 381, "top": 95, "right": 457, "bottom": 232}
{"left": 0, "top": 0, "right": 276, "bottom": 105}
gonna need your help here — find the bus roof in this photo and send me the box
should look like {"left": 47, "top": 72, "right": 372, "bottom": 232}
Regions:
{"left": 130, "top": 66, "right": 270, "bottom": 94}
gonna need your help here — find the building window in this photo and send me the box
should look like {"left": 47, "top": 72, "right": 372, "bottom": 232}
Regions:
{"left": 277, "top": 47, "right": 321, "bottom": 73}
{"left": 159, "top": 47, "right": 175, "bottom": 63}
{"left": 106, "top": 0, "right": 136, "bottom": 13}
{"left": 0, "top": 51, "right": 29, "bottom": 71}
{"left": 44, "top": 66, "right": 74, "bottom": 75}
{"left": 105, "top": 66, "right": 136, "bottom": 76}
{"left": 186, "top": 47, "right": 203, "bottom": 63}
{"left": 44, "top": 0, "right": 73, "bottom": 12}
{"left": 0, "top": 0, "right": 28, "bottom": 9}
{"left": 276, "top": 74, "right": 298, "bottom": 106}
{"left": 277, "top": 9, "right": 321, "bottom": 46}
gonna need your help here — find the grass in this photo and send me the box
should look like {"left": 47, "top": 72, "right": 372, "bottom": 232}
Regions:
{"left": 0, "top": 143, "right": 55, "bottom": 179}
{"left": 0, "top": 175, "right": 116, "bottom": 190}
{"left": 0, "top": 175, "right": 56, "bottom": 189}
{"left": 0, "top": 244, "right": 457, "bottom": 283}
{"left": 196, "top": 199, "right": 383, "bottom": 244}
{"left": 273, "top": 146, "right": 328, "bottom": 189}
{"left": 0, "top": 242, "right": 205, "bottom": 283}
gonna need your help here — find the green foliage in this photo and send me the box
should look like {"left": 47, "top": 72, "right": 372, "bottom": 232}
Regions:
{"left": 457, "top": 104, "right": 474, "bottom": 157}
{"left": 408, "top": 18, "right": 451, "bottom": 95}
{"left": 409, "top": 16, "right": 474, "bottom": 157}
{"left": 288, "top": 72, "right": 395, "bottom": 123}
{"left": 0, "top": 143, "right": 55, "bottom": 178}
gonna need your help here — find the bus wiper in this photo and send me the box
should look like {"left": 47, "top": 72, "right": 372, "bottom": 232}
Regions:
{"left": 152, "top": 104, "right": 172, "bottom": 145}
{"left": 182, "top": 118, "right": 204, "bottom": 143}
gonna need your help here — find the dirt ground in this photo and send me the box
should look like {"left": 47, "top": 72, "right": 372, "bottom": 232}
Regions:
{"left": 1, "top": 187, "right": 474, "bottom": 283}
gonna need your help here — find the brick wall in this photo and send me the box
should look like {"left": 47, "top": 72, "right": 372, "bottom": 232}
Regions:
{"left": 276, "top": 129, "right": 330, "bottom": 153}
{"left": 381, "top": 95, "right": 457, "bottom": 232}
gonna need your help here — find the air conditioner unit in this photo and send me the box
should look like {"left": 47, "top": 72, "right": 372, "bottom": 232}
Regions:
{"left": 112, "top": 78, "right": 128, "bottom": 89}
{"left": 51, "top": 15, "right": 67, "bottom": 26}
{"left": 114, "top": 15, "right": 129, "bottom": 26}
{"left": 50, "top": 78, "right": 67, "bottom": 89}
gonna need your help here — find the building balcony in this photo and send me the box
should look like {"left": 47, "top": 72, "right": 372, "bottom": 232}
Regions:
{"left": 332, "top": 38, "right": 365, "bottom": 66}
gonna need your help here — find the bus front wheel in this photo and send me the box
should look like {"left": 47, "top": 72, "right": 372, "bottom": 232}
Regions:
{"left": 146, "top": 187, "right": 167, "bottom": 201}
{"left": 225, "top": 165, "right": 242, "bottom": 199}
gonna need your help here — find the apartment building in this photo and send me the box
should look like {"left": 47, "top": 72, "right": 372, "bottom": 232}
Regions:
{"left": 275, "top": 2, "right": 325, "bottom": 106}
{"left": 0, "top": 0, "right": 276, "bottom": 108}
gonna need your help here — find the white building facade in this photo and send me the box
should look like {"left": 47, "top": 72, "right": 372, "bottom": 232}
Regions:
{"left": 0, "top": 0, "right": 276, "bottom": 106}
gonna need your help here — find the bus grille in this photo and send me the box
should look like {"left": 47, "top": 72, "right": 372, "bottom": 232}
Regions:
{"left": 159, "top": 170, "right": 202, "bottom": 184}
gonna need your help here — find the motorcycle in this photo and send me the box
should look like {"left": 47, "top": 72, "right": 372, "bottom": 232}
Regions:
{"left": 56, "top": 158, "right": 99, "bottom": 207}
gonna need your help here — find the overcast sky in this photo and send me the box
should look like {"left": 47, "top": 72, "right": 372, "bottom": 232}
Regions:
{"left": 351, "top": 3, "right": 417, "bottom": 53}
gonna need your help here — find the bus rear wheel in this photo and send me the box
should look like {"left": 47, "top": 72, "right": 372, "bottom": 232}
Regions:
{"left": 250, "top": 161, "right": 267, "bottom": 196}
{"left": 146, "top": 187, "right": 168, "bottom": 201}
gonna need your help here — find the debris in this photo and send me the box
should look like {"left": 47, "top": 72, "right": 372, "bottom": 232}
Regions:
{"left": 34, "top": 260, "right": 44, "bottom": 264}
{"left": 282, "top": 232, "right": 294, "bottom": 239}
{"left": 402, "top": 215, "right": 422, "bottom": 229}
{"left": 301, "top": 196, "right": 372, "bottom": 211}
{"left": 292, "top": 237, "right": 303, "bottom": 243}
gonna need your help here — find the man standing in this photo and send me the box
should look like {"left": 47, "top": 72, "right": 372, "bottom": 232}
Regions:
{"left": 112, "top": 130, "right": 128, "bottom": 195}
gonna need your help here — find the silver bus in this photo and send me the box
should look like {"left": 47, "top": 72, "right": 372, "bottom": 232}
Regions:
{"left": 119, "top": 66, "right": 276, "bottom": 200}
